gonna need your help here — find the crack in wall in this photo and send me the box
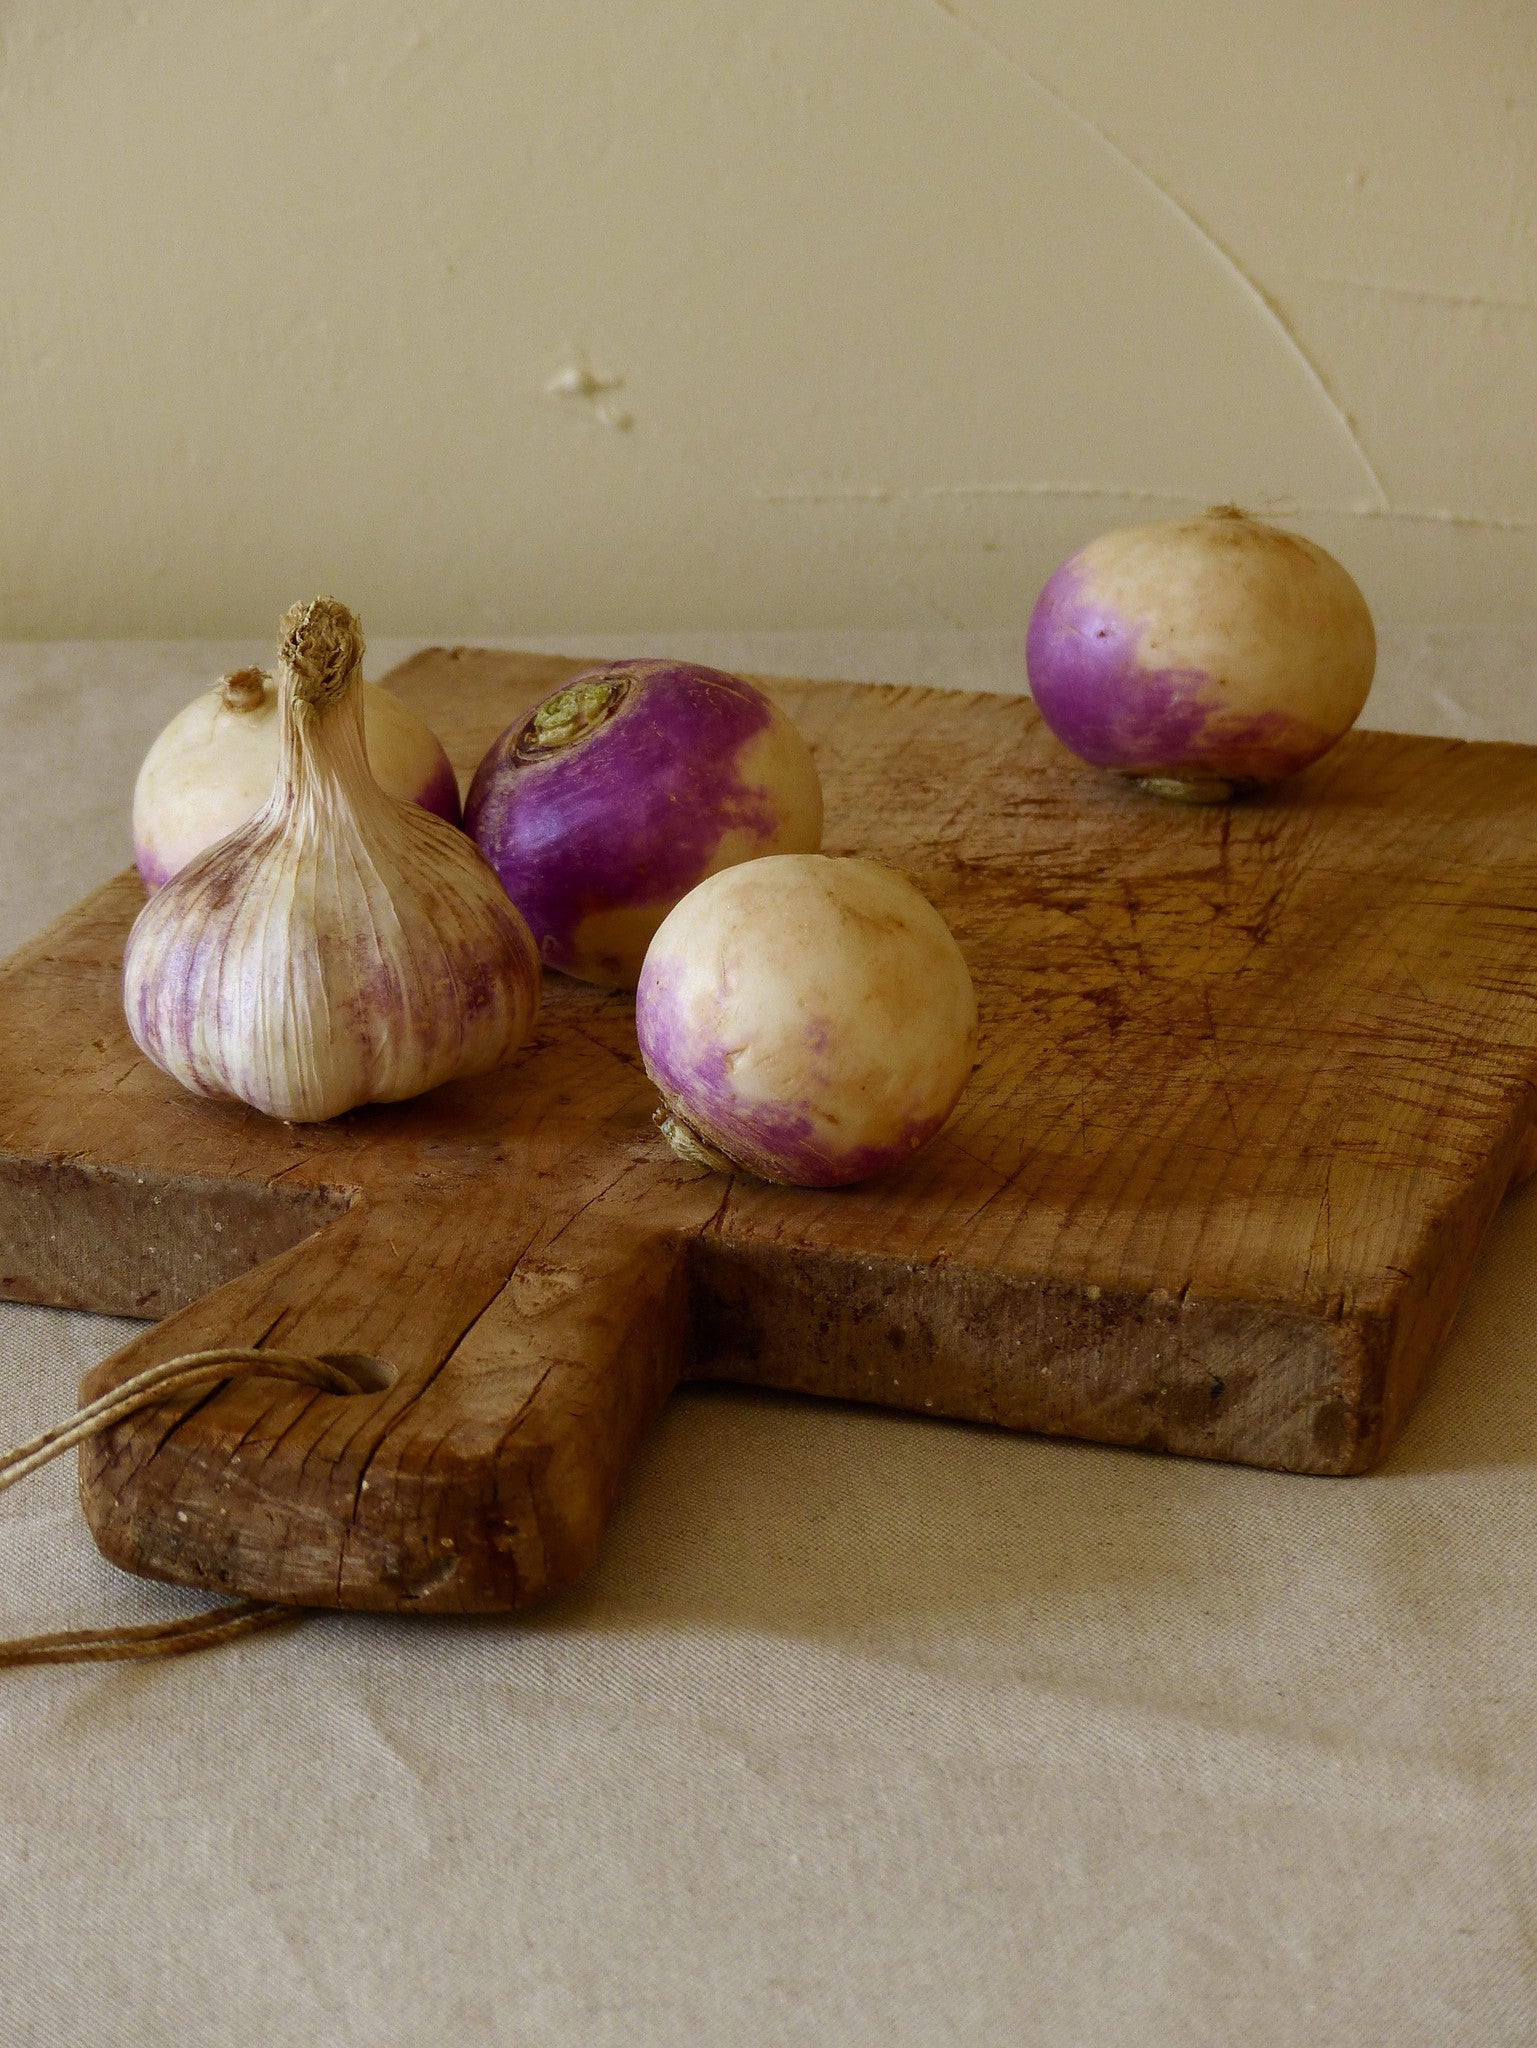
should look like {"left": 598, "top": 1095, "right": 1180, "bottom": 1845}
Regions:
{"left": 919, "top": 0, "right": 1393, "bottom": 514}
{"left": 759, "top": 482, "right": 1537, "bottom": 533}
{"left": 1311, "top": 276, "right": 1537, "bottom": 315}
{"left": 760, "top": 482, "right": 1194, "bottom": 507}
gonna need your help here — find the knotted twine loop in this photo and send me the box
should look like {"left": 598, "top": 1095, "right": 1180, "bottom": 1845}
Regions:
{"left": 0, "top": 1347, "right": 365, "bottom": 1670}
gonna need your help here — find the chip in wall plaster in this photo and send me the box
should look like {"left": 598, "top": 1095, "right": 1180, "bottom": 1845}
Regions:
{"left": 544, "top": 358, "right": 633, "bottom": 431}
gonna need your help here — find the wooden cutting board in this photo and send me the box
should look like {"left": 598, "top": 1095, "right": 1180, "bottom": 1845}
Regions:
{"left": 3, "top": 648, "right": 1536, "bottom": 1615}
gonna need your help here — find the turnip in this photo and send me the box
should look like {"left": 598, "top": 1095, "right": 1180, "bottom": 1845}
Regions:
{"left": 637, "top": 854, "right": 977, "bottom": 1188}
{"left": 466, "top": 660, "right": 823, "bottom": 988}
{"left": 134, "top": 666, "right": 461, "bottom": 888}
{"left": 1025, "top": 507, "right": 1376, "bottom": 801}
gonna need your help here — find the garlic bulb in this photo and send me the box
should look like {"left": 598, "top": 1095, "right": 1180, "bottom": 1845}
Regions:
{"left": 133, "top": 663, "right": 461, "bottom": 889}
{"left": 123, "top": 598, "right": 541, "bottom": 1122}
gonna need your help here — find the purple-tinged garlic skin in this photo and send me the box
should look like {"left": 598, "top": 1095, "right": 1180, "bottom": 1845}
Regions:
{"left": 1026, "top": 508, "right": 1376, "bottom": 798}
{"left": 637, "top": 855, "right": 977, "bottom": 1188}
{"left": 465, "top": 660, "right": 823, "bottom": 988}
{"left": 124, "top": 600, "right": 540, "bottom": 1124}
{"left": 133, "top": 669, "right": 461, "bottom": 889}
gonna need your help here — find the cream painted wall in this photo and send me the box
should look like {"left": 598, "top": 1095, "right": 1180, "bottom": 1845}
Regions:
{"left": 2, "top": 1, "right": 1533, "bottom": 639}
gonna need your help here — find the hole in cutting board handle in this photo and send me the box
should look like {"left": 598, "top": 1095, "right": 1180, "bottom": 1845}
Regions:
{"left": 319, "top": 1352, "right": 396, "bottom": 1394}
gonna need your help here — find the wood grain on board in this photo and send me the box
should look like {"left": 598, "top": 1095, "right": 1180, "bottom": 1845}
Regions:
{"left": 0, "top": 647, "right": 1534, "bottom": 1612}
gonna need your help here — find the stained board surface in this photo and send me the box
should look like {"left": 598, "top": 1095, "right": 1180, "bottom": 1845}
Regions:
{"left": 2, "top": 649, "right": 1535, "bottom": 1611}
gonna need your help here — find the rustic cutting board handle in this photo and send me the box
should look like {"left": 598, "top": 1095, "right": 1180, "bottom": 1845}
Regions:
{"left": 78, "top": 1183, "right": 695, "bottom": 1612}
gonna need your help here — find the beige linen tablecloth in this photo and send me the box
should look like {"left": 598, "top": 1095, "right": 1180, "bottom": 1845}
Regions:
{"left": 2, "top": 632, "right": 1534, "bottom": 2047}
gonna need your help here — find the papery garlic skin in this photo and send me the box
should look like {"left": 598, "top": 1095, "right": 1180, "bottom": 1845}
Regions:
{"left": 133, "top": 667, "right": 462, "bottom": 890}
{"left": 123, "top": 600, "right": 540, "bottom": 1123}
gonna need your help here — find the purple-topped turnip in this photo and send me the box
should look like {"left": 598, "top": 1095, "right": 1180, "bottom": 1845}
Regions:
{"left": 466, "top": 659, "right": 823, "bottom": 987}
{"left": 637, "top": 854, "right": 977, "bottom": 1188}
{"left": 1026, "top": 507, "right": 1375, "bottom": 801}
{"left": 133, "top": 666, "right": 461, "bottom": 889}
